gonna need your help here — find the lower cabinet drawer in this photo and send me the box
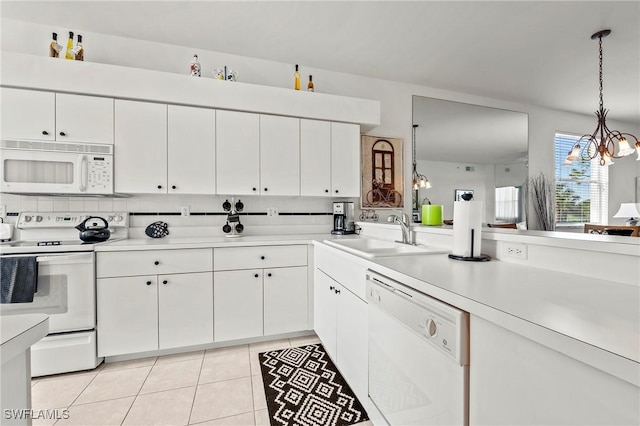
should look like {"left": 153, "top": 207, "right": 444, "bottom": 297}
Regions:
{"left": 214, "top": 245, "right": 307, "bottom": 271}
{"left": 97, "top": 248, "right": 213, "bottom": 278}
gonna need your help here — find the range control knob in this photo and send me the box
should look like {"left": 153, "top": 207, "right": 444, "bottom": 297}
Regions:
{"left": 35, "top": 215, "right": 43, "bottom": 222}
{"left": 425, "top": 318, "right": 438, "bottom": 337}
{"left": 115, "top": 215, "right": 123, "bottom": 222}
{"left": 24, "top": 215, "right": 32, "bottom": 222}
{"left": 107, "top": 216, "right": 114, "bottom": 222}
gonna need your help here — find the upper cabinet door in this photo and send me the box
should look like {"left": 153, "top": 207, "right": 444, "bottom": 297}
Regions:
{"left": 331, "top": 122, "right": 361, "bottom": 197}
{"left": 300, "top": 119, "right": 331, "bottom": 196}
{"left": 1, "top": 88, "right": 55, "bottom": 141}
{"left": 216, "top": 110, "right": 260, "bottom": 195}
{"left": 56, "top": 93, "right": 114, "bottom": 144}
{"left": 260, "top": 115, "right": 300, "bottom": 196}
{"left": 167, "top": 105, "right": 216, "bottom": 194}
{"left": 115, "top": 100, "right": 167, "bottom": 193}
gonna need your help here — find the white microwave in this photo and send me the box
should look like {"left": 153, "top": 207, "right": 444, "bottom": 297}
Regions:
{"left": 1, "top": 140, "right": 113, "bottom": 195}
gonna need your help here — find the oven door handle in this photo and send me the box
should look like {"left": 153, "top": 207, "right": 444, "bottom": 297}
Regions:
{"left": 35, "top": 253, "right": 93, "bottom": 264}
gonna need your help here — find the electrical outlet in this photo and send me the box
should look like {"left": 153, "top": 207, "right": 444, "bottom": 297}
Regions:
{"left": 180, "top": 206, "right": 190, "bottom": 217}
{"left": 267, "top": 207, "right": 279, "bottom": 217}
{"left": 504, "top": 242, "right": 527, "bottom": 260}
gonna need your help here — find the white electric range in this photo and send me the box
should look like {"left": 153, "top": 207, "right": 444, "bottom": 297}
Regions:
{"left": 0, "top": 212, "right": 128, "bottom": 376}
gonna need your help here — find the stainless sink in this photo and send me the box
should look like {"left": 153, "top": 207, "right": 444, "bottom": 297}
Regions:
{"left": 323, "top": 238, "right": 447, "bottom": 258}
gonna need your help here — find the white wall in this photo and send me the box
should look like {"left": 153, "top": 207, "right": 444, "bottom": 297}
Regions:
{"left": 2, "top": 18, "right": 638, "bottom": 230}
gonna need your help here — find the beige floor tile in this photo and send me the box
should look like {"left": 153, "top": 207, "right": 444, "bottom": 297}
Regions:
{"left": 139, "top": 358, "right": 202, "bottom": 394}
{"left": 254, "top": 409, "right": 270, "bottom": 426}
{"left": 123, "top": 386, "right": 196, "bottom": 426}
{"left": 199, "top": 352, "right": 250, "bottom": 384}
{"left": 58, "top": 397, "right": 134, "bottom": 425}
{"left": 205, "top": 344, "right": 248, "bottom": 358}
{"left": 74, "top": 366, "right": 151, "bottom": 405}
{"left": 288, "top": 334, "right": 322, "bottom": 347}
{"left": 251, "top": 375, "right": 267, "bottom": 411}
{"left": 190, "top": 412, "right": 255, "bottom": 425}
{"left": 31, "top": 374, "right": 95, "bottom": 409}
{"left": 156, "top": 350, "right": 204, "bottom": 365}
{"left": 249, "top": 352, "right": 263, "bottom": 376}
{"left": 189, "top": 377, "right": 254, "bottom": 424}
{"left": 101, "top": 356, "right": 157, "bottom": 371}
{"left": 35, "top": 368, "right": 100, "bottom": 384}
{"left": 249, "top": 338, "right": 291, "bottom": 354}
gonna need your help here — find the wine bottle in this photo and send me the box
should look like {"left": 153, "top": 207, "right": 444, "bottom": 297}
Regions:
{"left": 64, "top": 31, "right": 75, "bottom": 60}
{"left": 72, "top": 34, "right": 84, "bottom": 61}
{"left": 307, "top": 75, "right": 314, "bottom": 92}
{"left": 49, "top": 32, "right": 62, "bottom": 58}
{"left": 294, "top": 64, "right": 300, "bottom": 90}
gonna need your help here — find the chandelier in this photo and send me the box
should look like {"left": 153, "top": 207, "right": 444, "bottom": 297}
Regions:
{"left": 564, "top": 29, "right": 639, "bottom": 167}
{"left": 412, "top": 124, "right": 431, "bottom": 190}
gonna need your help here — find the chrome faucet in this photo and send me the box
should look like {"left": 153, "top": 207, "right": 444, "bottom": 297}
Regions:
{"left": 387, "top": 211, "right": 413, "bottom": 245}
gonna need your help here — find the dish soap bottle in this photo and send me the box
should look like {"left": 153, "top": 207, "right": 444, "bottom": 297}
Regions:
{"left": 307, "top": 75, "right": 314, "bottom": 92}
{"left": 64, "top": 31, "right": 75, "bottom": 60}
{"left": 49, "top": 32, "right": 62, "bottom": 58}
{"left": 294, "top": 64, "right": 300, "bottom": 90}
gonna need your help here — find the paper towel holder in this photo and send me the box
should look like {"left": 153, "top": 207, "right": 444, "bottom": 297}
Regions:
{"left": 448, "top": 228, "right": 491, "bottom": 261}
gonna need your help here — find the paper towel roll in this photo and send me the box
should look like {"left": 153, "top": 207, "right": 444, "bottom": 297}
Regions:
{"left": 451, "top": 200, "right": 483, "bottom": 257}
{"left": 421, "top": 205, "right": 443, "bottom": 226}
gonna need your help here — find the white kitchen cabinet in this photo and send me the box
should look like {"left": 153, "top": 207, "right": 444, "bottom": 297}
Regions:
{"left": 260, "top": 115, "right": 300, "bottom": 196}
{"left": 331, "top": 122, "right": 360, "bottom": 197}
{"left": 264, "top": 266, "right": 308, "bottom": 335}
{"left": 55, "top": 93, "right": 114, "bottom": 144}
{"left": 114, "top": 100, "right": 167, "bottom": 193}
{"left": 214, "top": 269, "right": 264, "bottom": 342}
{"left": 167, "top": 105, "right": 216, "bottom": 194}
{"left": 314, "top": 269, "right": 338, "bottom": 357}
{"left": 469, "top": 315, "right": 640, "bottom": 425}
{"left": 158, "top": 272, "right": 214, "bottom": 349}
{"left": 216, "top": 110, "right": 260, "bottom": 195}
{"left": 300, "top": 119, "right": 331, "bottom": 196}
{"left": 96, "top": 249, "right": 214, "bottom": 357}
{"left": 1, "top": 88, "right": 114, "bottom": 144}
{"left": 97, "top": 275, "right": 159, "bottom": 356}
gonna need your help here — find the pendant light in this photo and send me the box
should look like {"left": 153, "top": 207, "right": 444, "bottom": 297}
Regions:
{"left": 412, "top": 124, "right": 431, "bottom": 190}
{"left": 564, "top": 30, "right": 639, "bottom": 167}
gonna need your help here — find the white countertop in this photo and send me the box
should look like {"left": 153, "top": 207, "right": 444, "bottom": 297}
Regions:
{"left": 1, "top": 314, "right": 49, "bottom": 364}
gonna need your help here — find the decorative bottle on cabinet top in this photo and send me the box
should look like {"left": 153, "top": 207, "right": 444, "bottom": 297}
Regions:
{"left": 294, "top": 64, "right": 301, "bottom": 90}
{"left": 72, "top": 34, "right": 84, "bottom": 61}
{"left": 49, "top": 32, "right": 62, "bottom": 58}
{"left": 307, "top": 75, "right": 314, "bottom": 92}
{"left": 190, "top": 54, "right": 201, "bottom": 77}
{"left": 64, "top": 31, "right": 75, "bottom": 60}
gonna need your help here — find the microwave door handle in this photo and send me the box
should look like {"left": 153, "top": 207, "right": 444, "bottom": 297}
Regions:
{"left": 78, "top": 155, "right": 88, "bottom": 193}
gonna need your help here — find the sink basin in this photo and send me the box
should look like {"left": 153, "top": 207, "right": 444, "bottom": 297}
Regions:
{"left": 323, "top": 238, "right": 447, "bottom": 258}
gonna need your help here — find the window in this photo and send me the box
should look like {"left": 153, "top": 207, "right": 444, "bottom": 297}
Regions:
{"left": 495, "top": 186, "right": 523, "bottom": 222}
{"left": 555, "top": 133, "right": 608, "bottom": 225}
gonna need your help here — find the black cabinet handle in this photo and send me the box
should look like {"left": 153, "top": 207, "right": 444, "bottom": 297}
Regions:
{"left": 146, "top": 281, "right": 152, "bottom": 286}
{"left": 154, "top": 261, "right": 160, "bottom": 265}
{"left": 267, "top": 273, "right": 272, "bottom": 277}
{"left": 335, "top": 288, "right": 341, "bottom": 294}
{"left": 171, "top": 185, "right": 176, "bottom": 190}
{"left": 325, "top": 189, "right": 329, "bottom": 193}
{"left": 252, "top": 187, "right": 257, "bottom": 191}
{"left": 42, "top": 130, "right": 49, "bottom": 135}
{"left": 264, "top": 188, "right": 268, "bottom": 192}
{"left": 254, "top": 273, "right": 259, "bottom": 278}
{"left": 329, "top": 285, "right": 335, "bottom": 291}
{"left": 162, "top": 280, "right": 168, "bottom": 285}
{"left": 157, "top": 185, "right": 163, "bottom": 189}
{"left": 335, "top": 190, "right": 339, "bottom": 194}
{"left": 260, "top": 256, "right": 265, "bottom": 260}
{"left": 59, "top": 131, "right": 66, "bottom": 136}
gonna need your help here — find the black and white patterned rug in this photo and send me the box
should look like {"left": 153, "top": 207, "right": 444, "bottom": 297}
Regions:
{"left": 259, "top": 344, "right": 369, "bottom": 426}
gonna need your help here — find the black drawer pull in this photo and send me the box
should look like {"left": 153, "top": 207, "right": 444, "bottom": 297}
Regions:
{"left": 59, "top": 131, "right": 66, "bottom": 136}
{"left": 146, "top": 281, "right": 152, "bottom": 286}
{"left": 252, "top": 187, "right": 257, "bottom": 191}
{"left": 42, "top": 130, "right": 49, "bottom": 135}
{"left": 154, "top": 261, "right": 160, "bottom": 265}
{"left": 335, "top": 190, "right": 339, "bottom": 193}
{"left": 254, "top": 273, "right": 259, "bottom": 278}
{"left": 335, "top": 288, "right": 341, "bottom": 294}
{"left": 162, "top": 280, "right": 168, "bottom": 285}
{"left": 325, "top": 189, "right": 329, "bottom": 193}
{"left": 329, "top": 285, "right": 335, "bottom": 291}
{"left": 260, "top": 256, "right": 265, "bottom": 260}
{"left": 157, "top": 185, "right": 163, "bottom": 189}
{"left": 267, "top": 273, "right": 272, "bottom": 277}
{"left": 171, "top": 185, "right": 176, "bottom": 190}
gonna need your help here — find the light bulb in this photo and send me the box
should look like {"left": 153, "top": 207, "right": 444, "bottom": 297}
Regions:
{"left": 617, "top": 138, "right": 634, "bottom": 156}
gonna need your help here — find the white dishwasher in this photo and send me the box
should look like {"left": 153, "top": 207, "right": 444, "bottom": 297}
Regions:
{"left": 366, "top": 271, "right": 469, "bottom": 425}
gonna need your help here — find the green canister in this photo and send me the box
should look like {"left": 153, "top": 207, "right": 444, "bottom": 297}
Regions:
{"left": 422, "top": 204, "right": 443, "bottom": 226}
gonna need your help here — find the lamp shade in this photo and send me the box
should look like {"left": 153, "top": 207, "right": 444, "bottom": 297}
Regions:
{"left": 613, "top": 203, "right": 640, "bottom": 218}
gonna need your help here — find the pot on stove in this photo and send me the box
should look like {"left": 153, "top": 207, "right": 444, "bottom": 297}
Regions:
{"left": 75, "top": 216, "right": 111, "bottom": 242}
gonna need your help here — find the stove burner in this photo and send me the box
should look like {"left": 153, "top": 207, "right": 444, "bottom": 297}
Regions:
{"left": 37, "top": 241, "right": 62, "bottom": 246}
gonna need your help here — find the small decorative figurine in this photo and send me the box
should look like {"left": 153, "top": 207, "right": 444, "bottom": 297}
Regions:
{"left": 190, "top": 54, "right": 201, "bottom": 77}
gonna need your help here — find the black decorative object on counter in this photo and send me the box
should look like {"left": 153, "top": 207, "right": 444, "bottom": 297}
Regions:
{"left": 145, "top": 221, "right": 169, "bottom": 238}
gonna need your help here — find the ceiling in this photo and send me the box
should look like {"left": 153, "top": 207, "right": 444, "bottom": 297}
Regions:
{"left": 1, "top": 1, "right": 639, "bottom": 123}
